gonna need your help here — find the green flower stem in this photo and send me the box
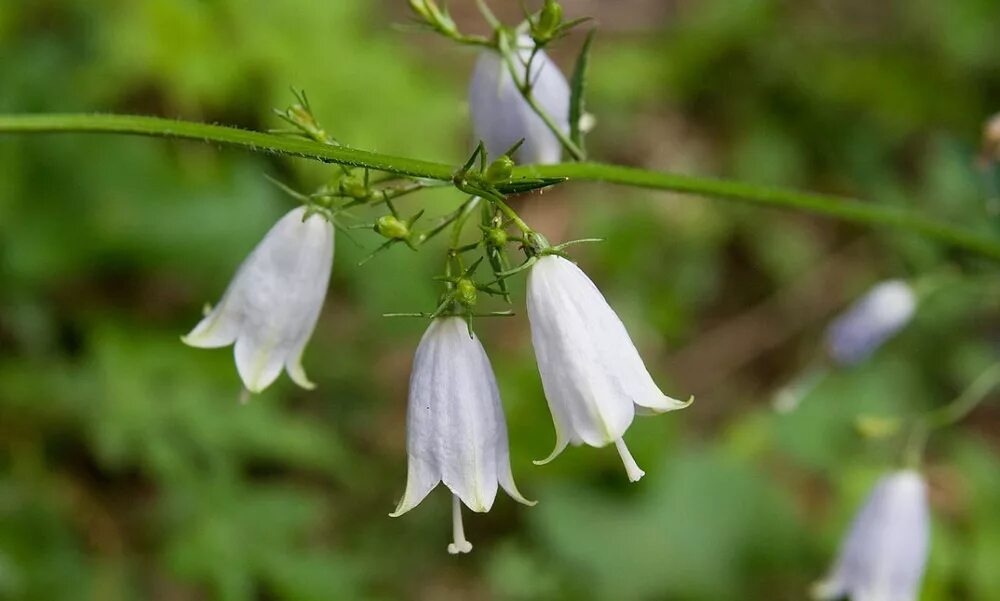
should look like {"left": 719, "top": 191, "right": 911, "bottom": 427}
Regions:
{"left": 2, "top": 113, "right": 1000, "bottom": 262}
{"left": 493, "top": 198, "right": 533, "bottom": 235}
{"left": 926, "top": 362, "right": 1000, "bottom": 430}
{"left": 497, "top": 34, "right": 586, "bottom": 161}
{"left": 904, "top": 361, "right": 1000, "bottom": 467}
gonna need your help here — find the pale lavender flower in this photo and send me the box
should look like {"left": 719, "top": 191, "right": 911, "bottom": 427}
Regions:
{"left": 826, "top": 280, "right": 917, "bottom": 366}
{"left": 526, "top": 255, "right": 690, "bottom": 482}
{"left": 391, "top": 317, "right": 533, "bottom": 554}
{"left": 468, "top": 36, "right": 570, "bottom": 165}
{"left": 183, "top": 207, "right": 334, "bottom": 393}
{"left": 814, "top": 470, "right": 930, "bottom": 601}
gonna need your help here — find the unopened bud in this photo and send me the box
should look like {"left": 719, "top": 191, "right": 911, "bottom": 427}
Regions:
{"left": 339, "top": 175, "right": 368, "bottom": 200}
{"left": 855, "top": 415, "right": 901, "bottom": 439}
{"left": 375, "top": 215, "right": 410, "bottom": 240}
{"left": 536, "top": 0, "right": 563, "bottom": 40}
{"left": 484, "top": 227, "right": 508, "bottom": 248}
{"left": 455, "top": 278, "right": 478, "bottom": 307}
{"left": 485, "top": 155, "right": 514, "bottom": 183}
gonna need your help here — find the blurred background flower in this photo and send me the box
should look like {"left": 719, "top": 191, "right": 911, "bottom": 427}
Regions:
{"left": 1, "top": 0, "right": 999, "bottom": 599}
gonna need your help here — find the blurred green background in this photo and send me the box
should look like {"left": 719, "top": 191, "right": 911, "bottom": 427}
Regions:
{"left": 2, "top": 0, "right": 1000, "bottom": 599}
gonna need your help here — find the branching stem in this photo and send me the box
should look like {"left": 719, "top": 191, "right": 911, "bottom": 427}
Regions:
{"left": 2, "top": 113, "right": 1000, "bottom": 262}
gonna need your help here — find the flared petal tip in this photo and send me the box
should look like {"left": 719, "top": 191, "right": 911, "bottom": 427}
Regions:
{"left": 503, "top": 483, "right": 537, "bottom": 507}
{"left": 635, "top": 394, "right": 695, "bottom": 416}
{"left": 180, "top": 332, "right": 215, "bottom": 349}
{"left": 241, "top": 379, "right": 269, "bottom": 395}
{"left": 388, "top": 498, "right": 414, "bottom": 518}
{"left": 447, "top": 541, "right": 473, "bottom": 555}
{"left": 286, "top": 362, "right": 317, "bottom": 391}
{"left": 808, "top": 579, "right": 838, "bottom": 600}
{"left": 663, "top": 394, "right": 694, "bottom": 412}
{"left": 532, "top": 449, "right": 562, "bottom": 467}
{"left": 532, "top": 436, "right": 569, "bottom": 466}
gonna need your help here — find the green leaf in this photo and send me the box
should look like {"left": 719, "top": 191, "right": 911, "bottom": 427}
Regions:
{"left": 569, "top": 29, "right": 596, "bottom": 150}
{"left": 496, "top": 176, "right": 567, "bottom": 195}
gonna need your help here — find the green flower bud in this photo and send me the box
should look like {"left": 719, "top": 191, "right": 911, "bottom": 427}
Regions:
{"left": 536, "top": 0, "right": 563, "bottom": 38}
{"left": 339, "top": 175, "right": 368, "bottom": 200}
{"left": 484, "top": 227, "right": 508, "bottom": 248}
{"left": 375, "top": 215, "right": 410, "bottom": 240}
{"left": 485, "top": 155, "right": 514, "bottom": 183}
{"left": 455, "top": 278, "right": 478, "bottom": 307}
{"left": 855, "top": 415, "right": 901, "bottom": 439}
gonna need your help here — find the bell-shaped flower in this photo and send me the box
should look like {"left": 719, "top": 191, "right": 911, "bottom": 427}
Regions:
{"left": 468, "top": 35, "right": 570, "bottom": 165}
{"left": 526, "top": 255, "right": 691, "bottom": 482}
{"left": 183, "top": 206, "right": 334, "bottom": 393}
{"left": 814, "top": 470, "right": 930, "bottom": 601}
{"left": 825, "top": 279, "right": 916, "bottom": 366}
{"left": 390, "top": 316, "right": 533, "bottom": 554}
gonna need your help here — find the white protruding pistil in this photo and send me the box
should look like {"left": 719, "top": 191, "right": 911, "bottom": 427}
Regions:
{"left": 614, "top": 438, "right": 646, "bottom": 482}
{"left": 447, "top": 495, "right": 473, "bottom": 555}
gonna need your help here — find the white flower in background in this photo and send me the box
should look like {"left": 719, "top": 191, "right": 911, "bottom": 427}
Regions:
{"left": 468, "top": 36, "right": 570, "bottom": 165}
{"left": 814, "top": 470, "right": 930, "bottom": 601}
{"left": 825, "top": 280, "right": 917, "bottom": 366}
{"left": 526, "top": 255, "right": 691, "bottom": 482}
{"left": 390, "top": 317, "right": 533, "bottom": 554}
{"left": 183, "top": 207, "right": 334, "bottom": 393}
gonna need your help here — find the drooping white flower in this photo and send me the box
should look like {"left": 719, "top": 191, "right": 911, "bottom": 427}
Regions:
{"left": 825, "top": 280, "right": 917, "bottom": 366}
{"left": 390, "top": 316, "right": 533, "bottom": 554}
{"left": 526, "top": 255, "right": 691, "bottom": 482}
{"left": 814, "top": 470, "right": 930, "bottom": 601}
{"left": 183, "top": 207, "right": 334, "bottom": 393}
{"left": 468, "top": 36, "right": 570, "bottom": 165}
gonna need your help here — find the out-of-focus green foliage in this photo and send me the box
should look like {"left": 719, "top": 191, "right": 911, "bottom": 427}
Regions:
{"left": 1, "top": 0, "right": 999, "bottom": 599}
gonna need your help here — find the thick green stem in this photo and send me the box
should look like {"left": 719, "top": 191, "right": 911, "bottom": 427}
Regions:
{"left": 2, "top": 113, "right": 1000, "bottom": 261}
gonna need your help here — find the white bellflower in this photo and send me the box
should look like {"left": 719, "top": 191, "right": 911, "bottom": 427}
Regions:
{"left": 526, "top": 255, "right": 690, "bottom": 482}
{"left": 391, "top": 317, "right": 533, "bottom": 554}
{"left": 815, "top": 470, "right": 930, "bottom": 601}
{"left": 468, "top": 36, "right": 570, "bottom": 165}
{"left": 826, "top": 280, "right": 917, "bottom": 366}
{"left": 183, "top": 207, "right": 334, "bottom": 393}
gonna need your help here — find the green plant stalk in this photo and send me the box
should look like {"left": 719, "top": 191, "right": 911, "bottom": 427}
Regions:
{"left": 2, "top": 113, "right": 1000, "bottom": 261}
{"left": 903, "top": 361, "right": 1000, "bottom": 467}
{"left": 926, "top": 362, "right": 1000, "bottom": 430}
{"left": 497, "top": 35, "right": 586, "bottom": 161}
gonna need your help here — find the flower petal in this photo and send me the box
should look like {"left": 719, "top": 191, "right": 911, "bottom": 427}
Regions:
{"left": 234, "top": 333, "right": 285, "bottom": 394}
{"left": 816, "top": 470, "right": 929, "bottom": 601}
{"left": 527, "top": 255, "right": 636, "bottom": 447}
{"left": 181, "top": 300, "right": 240, "bottom": 348}
{"left": 433, "top": 318, "right": 500, "bottom": 513}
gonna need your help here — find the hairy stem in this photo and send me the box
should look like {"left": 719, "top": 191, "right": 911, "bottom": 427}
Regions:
{"left": 498, "top": 34, "right": 586, "bottom": 161}
{"left": 2, "top": 113, "right": 1000, "bottom": 261}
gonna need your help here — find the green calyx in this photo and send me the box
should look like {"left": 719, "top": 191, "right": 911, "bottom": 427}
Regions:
{"left": 339, "top": 175, "right": 369, "bottom": 200}
{"left": 483, "top": 226, "right": 508, "bottom": 249}
{"left": 375, "top": 215, "right": 410, "bottom": 240}
{"left": 455, "top": 278, "right": 478, "bottom": 307}
{"left": 485, "top": 155, "right": 514, "bottom": 183}
{"left": 533, "top": 0, "right": 563, "bottom": 42}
